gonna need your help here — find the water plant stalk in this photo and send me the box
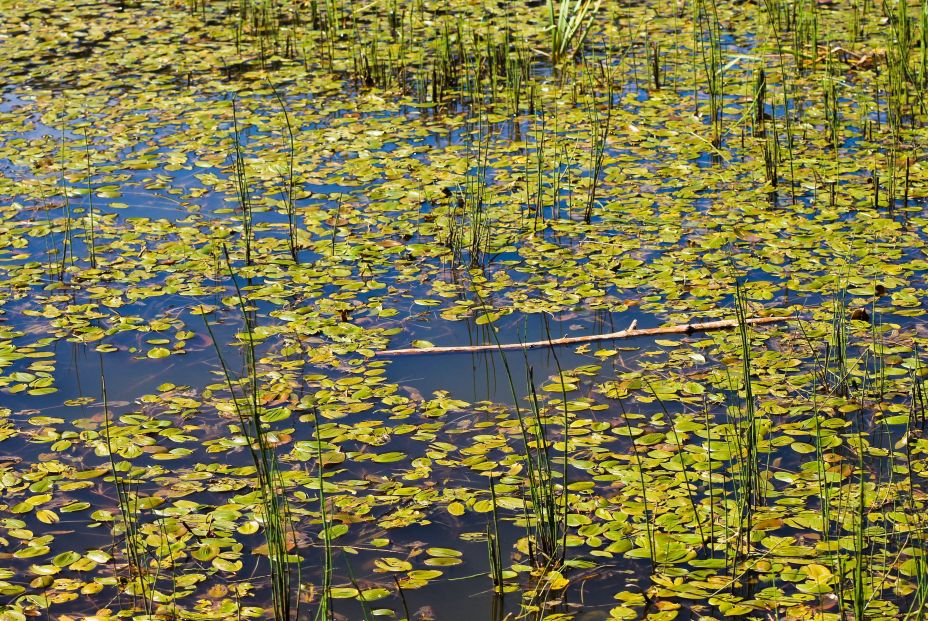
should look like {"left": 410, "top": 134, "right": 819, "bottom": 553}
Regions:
{"left": 268, "top": 79, "right": 300, "bottom": 264}
{"left": 202, "top": 247, "right": 298, "bottom": 621}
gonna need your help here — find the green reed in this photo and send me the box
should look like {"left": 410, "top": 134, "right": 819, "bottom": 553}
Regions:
{"left": 761, "top": 3, "right": 799, "bottom": 202}
{"left": 231, "top": 100, "right": 254, "bottom": 268}
{"left": 268, "top": 79, "right": 300, "bottom": 264}
{"left": 920, "top": 0, "right": 928, "bottom": 90}
{"left": 487, "top": 473, "right": 505, "bottom": 591}
{"left": 81, "top": 125, "right": 97, "bottom": 270}
{"left": 56, "top": 123, "right": 75, "bottom": 280}
{"left": 457, "top": 109, "right": 491, "bottom": 267}
{"left": 730, "top": 275, "right": 761, "bottom": 561}
{"left": 522, "top": 365, "right": 566, "bottom": 567}
{"left": 311, "top": 409, "right": 334, "bottom": 621}
{"left": 646, "top": 385, "right": 709, "bottom": 550}
{"left": 619, "top": 398, "right": 656, "bottom": 569}
{"left": 547, "top": 0, "right": 601, "bottom": 64}
{"left": 694, "top": 0, "right": 724, "bottom": 149}
{"left": 904, "top": 361, "right": 928, "bottom": 619}
{"left": 202, "top": 248, "right": 298, "bottom": 621}
{"left": 582, "top": 60, "right": 613, "bottom": 224}
{"left": 826, "top": 287, "right": 852, "bottom": 397}
{"left": 100, "top": 361, "right": 152, "bottom": 617}
{"left": 473, "top": 295, "right": 568, "bottom": 570}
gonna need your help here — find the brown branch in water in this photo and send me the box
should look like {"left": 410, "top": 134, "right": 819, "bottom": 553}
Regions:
{"left": 375, "top": 316, "right": 796, "bottom": 357}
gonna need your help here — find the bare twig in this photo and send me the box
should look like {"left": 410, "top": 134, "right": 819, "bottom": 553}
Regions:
{"left": 375, "top": 316, "right": 795, "bottom": 357}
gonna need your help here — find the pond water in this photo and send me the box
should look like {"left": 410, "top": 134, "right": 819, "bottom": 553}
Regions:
{"left": 1, "top": 1, "right": 928, "bottom": 620}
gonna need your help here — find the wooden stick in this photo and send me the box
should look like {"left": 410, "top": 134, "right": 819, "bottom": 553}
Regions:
{"left": 375, "top": 316, "right": 795, "bottom": 357}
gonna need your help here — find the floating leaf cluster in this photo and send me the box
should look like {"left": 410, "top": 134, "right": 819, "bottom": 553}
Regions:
{"left": 0, "top": 0, "right": 927, "bottom": 620}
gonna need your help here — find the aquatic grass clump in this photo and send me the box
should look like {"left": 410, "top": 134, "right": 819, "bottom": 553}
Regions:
{"left": 520, "top": 365, "right": 568, "bottom": 569}
{"left": 268, "top": 79, "right": 300, "bottom": 264}
{"left": 694, "top": 0, "right": 724, "bottom": 149}
{"left": 731, "top": 276, "right": 761, "bottom": 561}
{"left": 100, "top": 365, "right": 153, "bottom": 617}
{"left": 445, "top": 110, "right": 492, "bottom": 267}
{"left": 470, "top": 298, "right": 570, "bottom": 580}
{"left": 582, "top": 61, "right": 613, "bottom": 223}
{"left": 201, "top": 250, "right": 300, "bottom": 621}
{"left": 547, "top": 0, "right": 601, "bottom": 64}
{"left": 310, "top": 408, "right": 334, "bottom": 621}
{"left": 230, "top": 101, "right": 255, "bottom": 268}
{"left": 486, "top": 473, "right": 505, "bottom": 591}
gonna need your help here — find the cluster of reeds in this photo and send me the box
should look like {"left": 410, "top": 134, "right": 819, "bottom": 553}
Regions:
{"left": 582, "top": 60, "right": 613, "bottom": 223}
{"left": 222, "top": 0, "right": 304, "bottom": 69}
{"left": 443, "top": 112, "right": 492, "bottom": 267}
{"left": 100, "top": 364, "right": 154, "bottom": 617}
{"left": 729, "top": 277, "right": 761, "bottom": 561}
{"left": 466, "top": 299, "right": 573, "bottom": 604}
{"left": 547, "top": 0, "right": 601, "bottom": 64}
{"left": 268, "top": 79, "right": 300, "bottom": 264}
{"left": 82, "top": 125, "right": 98, "bottom": 270}
{"left": 202, "top": 249, "right": 299, "bottom": 621}
{"left": 694, "top": 0, "right": 724, "bottom": 149}
{"left": 231, "top": 101, "right": 255, "bottom": 268}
